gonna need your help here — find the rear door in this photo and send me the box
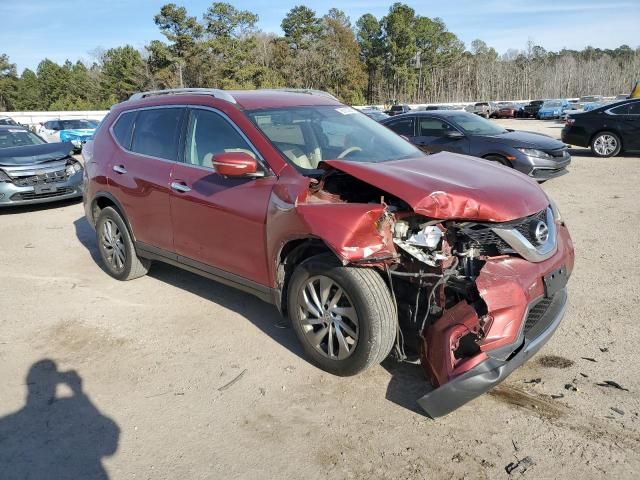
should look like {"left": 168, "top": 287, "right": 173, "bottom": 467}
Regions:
{"left": 412, "top": 116, "right": 470, "bottom": 154}
{"left": 609, "top": 102, "right": 640, "bottom": 150}
{"left": 108, "top": 106, "right": 186, "bottom": 253}
{"left": 384, "top": 116, "right": 415, "bottom": 139}
{"left": 169, "top": 107, "right": 275, "bottom": 286}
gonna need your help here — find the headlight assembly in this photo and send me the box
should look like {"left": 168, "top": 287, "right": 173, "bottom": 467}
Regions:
{"left": 517, "top": 148, "right": 553, "bottom": 160}
{"left": 549, "top": 197, "right": 563, "bottom": 224}
{"left": 65, "top": 160, "right": 83, "bottom": 176}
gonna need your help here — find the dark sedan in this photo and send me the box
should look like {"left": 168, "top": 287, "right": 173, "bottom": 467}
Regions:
{"left": 0, "top": 126, "right": 83, "bottom": 207}
{"left": 523, "top": 100, "right": 544, "bottom": 118}
{"left": 561, "top": 98, "right": 640, "bottom": 157}
{"left": 381, "top": 110, "right": 571, "bottom": 181}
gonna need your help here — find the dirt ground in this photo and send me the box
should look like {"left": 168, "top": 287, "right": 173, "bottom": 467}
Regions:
{"left": 1, "top": 119, "right": 639, "bottom": 479}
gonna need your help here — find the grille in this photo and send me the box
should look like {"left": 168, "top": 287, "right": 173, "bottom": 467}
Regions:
{"left": 513, "top": 209, "right": 547, "bottom": 244}
{"left": 524, "top": 295, "right": 554, "bottom": 334}
{"left": 12, "top": 170, "right": 68, "bottom": 187}
{"left": 10, "top": 187, "right": 74, "bottom": 201}
{"left": 460, "top": 208, "right": 548, "bottom": 253}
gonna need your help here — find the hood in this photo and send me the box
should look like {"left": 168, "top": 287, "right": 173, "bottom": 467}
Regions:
{"left": 322, "top": 154, "right": 549, "bottom": 222}
{"left": 0, "top": 142, "right": 74, "bottom": 166}
{"left": 481, "top": 130, "right": 564, "bottom": 149}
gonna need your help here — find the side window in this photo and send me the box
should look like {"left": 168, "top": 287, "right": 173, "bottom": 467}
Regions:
{"left": 131, "top": 108, "right": 183, "bottom": 161}
{"left": 185, "top": 109, "right": 255, "bottom": 168}
{"left": 419, "top": 118, "right": 453, "bottom": 136}
{"left": 611, "top": 103, "right": 639, "bottom": 115}
{"left": 386, "top": 118, "right": 414, "bottom": 137}
{"left": 111, "top": 111, "right": 136, "bottom": 149}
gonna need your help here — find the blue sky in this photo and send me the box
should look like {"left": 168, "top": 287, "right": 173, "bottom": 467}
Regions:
{"left": 1, "top": 0, "right": 638, "bottom": 73}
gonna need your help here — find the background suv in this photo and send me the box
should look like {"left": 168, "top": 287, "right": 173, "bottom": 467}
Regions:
{"left": 84, "top": 88, "right": 574, "bottom": 416}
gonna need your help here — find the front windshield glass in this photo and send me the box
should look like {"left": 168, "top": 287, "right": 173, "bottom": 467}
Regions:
{"left": 543, "top": 101, "right": 562, "bottom": 107}
{"left": 0, "top": 129, "right": 46, "bottom": 148}
{"left": 245, "top": 106, "right": 423, "bottom": 170}
{"left": 59, "top": 119, "right": 94, "bottom": 130}
{"left": 447, "top": 113, "right": 507, "bottom": 135}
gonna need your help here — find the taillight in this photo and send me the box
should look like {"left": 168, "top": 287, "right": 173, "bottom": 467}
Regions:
{"left": 565, "top": 118, "right": 575, "bottom": 126}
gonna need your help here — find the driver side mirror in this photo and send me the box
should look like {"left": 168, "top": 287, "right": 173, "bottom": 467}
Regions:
{"left": 446, "top": 131, "right": 465, "bottom": 139}
{"left": 212, "top": 151, "right": 261, "bottom": 178}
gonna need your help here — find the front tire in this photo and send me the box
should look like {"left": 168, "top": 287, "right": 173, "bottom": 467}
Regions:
{"left": 591, "top": 131, "right": 621, "bottom": 157}
{"left": 96, "top": 207, "right": 150, "bottom": 281}
{"left": 287, "top": 254, "right": 396, "bottom": 376}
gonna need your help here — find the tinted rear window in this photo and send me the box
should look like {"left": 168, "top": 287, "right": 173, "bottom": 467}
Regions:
{"left": 112, "top": 111, "right": 136, "bottom": 149}
{"left": 131, "top": 108, "right": 183, "bottom": 161}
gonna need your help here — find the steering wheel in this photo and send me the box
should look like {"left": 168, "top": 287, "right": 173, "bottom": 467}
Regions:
{"left": 337, "top": 146, "right": 363, "bottom": 159}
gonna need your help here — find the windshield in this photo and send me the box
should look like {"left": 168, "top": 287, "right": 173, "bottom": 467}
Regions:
{"left": 447, "top": 112, "right": 507, "bottom": 135}
{"left": 59, "top": 119, "right": 95, "bottom": 130}
{"left": 0, "top": 118, "right": 18, "bottom": 126}
{"left": 543, "top": 101, "right": 562, "bottom": 108}
{"left": 0, "top": 129, "right": 46, "bottom": 148}
{"left": 246, "top": 106, "right": 423, "bottom": 170}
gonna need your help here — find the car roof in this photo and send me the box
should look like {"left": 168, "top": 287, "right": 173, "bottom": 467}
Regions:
{"left": 121, "top": 88, "right": 343, "bottom": 111}
{"left": 382, "top": 110, "right": 467, "bottom": 120}
{"left": 0, "top": 124, "right": 30, "bottom": 131}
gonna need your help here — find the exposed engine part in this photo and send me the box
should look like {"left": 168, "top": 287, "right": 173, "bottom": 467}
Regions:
{"left": 394, "top": 240, "right": 448, "bottom": 267}
{"left": 407, "top": 225, "right": 443, "bottom": 249}
{"left": 393, "top": 220, "right": 409, "bottom": 239}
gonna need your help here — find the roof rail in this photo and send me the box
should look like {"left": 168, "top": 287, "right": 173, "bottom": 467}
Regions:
{"left": 128, "top": 88, "right": 236, "bottom": 104}
{"left": 263, "top": 88, "right": 339, "bottom": 101}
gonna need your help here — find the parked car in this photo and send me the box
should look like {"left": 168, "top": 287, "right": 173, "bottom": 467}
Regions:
{"left": 360, "top": 108, "right": 389, "bottom": 122}
{"left": 522, "top": 100, "right": 544, "bottom": 118}
{"left": 38, "top": 119, "right": 97, "bottom": 151}
{"left": 493, "top": 103, "right": 519, "bottom": 118}
{"left": 562, "top": 98, "right": 640, "bottom": 157}
{"left": 537, "top": 99, "right": 571, "bottom": 119}
{"left": 382, "top": 110, "right": 571, "bottom": 181}
{"left": 0, "top": 125, "right": 83, "bottom": 206}
{"left": 386, "top": 104, "right": 411, "bottom": 116}
{"left": 83, "top": 88, "right": 574, "bottom": 417}
{"left": 0, "top": 116, "right": 20, "bottom": 126}
{"left": 465, "top": 102, "right": 497, "bottom": 118}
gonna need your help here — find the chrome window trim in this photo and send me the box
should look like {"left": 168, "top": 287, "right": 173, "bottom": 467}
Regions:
{"left": 491, "top": 207, "right": 557, "bottom": 263}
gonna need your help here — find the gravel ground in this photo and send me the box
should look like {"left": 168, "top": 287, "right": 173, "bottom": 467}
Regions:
{"left": 1, "top": 119, "right": 639, "bottom": 479}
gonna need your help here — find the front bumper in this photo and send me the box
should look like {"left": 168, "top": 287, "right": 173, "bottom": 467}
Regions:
{"left": 0, "top": 172, "right": 83, "bottom": 207}
{"left": 418, "top": 288, "right": 568, "bottom": 417}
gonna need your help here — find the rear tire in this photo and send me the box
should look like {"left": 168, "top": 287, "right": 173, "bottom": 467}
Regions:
{"left": 287, "top": 254, "right": 396, "bottom": 376}
{"left": 96, "top": 206, "right": 150, "bottom": 281}
{"left": 590, "top": 131, "right": 621, "bottom": 157}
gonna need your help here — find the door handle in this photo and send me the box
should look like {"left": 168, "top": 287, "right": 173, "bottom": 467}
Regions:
{"left": 170, "top": 181, "right": 191, "bottom": 193}
{"left": 112, "top": 165, "right": 127, "bottom": 174}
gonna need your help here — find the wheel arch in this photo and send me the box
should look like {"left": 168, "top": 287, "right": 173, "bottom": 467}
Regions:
{"left": 275, "top": 237, "right": 340, "bottom": 315}
{"left": 91, "top": 192, "right": 136, "bottom": 241}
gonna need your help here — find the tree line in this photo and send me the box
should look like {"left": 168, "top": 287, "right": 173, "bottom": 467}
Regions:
{"left": 1, "top": 2, "right": 638, "bottom": 111}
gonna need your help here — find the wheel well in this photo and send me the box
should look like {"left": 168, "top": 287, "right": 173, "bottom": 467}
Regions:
{"left": 277, "top": 238, "right": 336, "bottom": 315}
{"left": 482, "top": 154, "right": 511, "bottom": 166}
{"left": 91, "top": 195, "right": 134, "bottom": 240}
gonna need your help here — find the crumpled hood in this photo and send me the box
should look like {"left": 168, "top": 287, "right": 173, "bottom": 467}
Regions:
{"left": 322, "top": 153, "right": 549, "bottom": 222}
{"left": 0, "top": 142, "right": 74, "bottom": 166}
{"left": 482, "top": 130, "right": 564, "bottom": 149}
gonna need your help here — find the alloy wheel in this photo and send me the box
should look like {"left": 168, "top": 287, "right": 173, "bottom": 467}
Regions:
{"left": 594, "top": 134, "right": 617, "bottom": 156}
{"left": 101, "top": 219, "right": 126, "bottom": 271}
{"left": 297, "top": 275, "right": 359, "bottom": 360}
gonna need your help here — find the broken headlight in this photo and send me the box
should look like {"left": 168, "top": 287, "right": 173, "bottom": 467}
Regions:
{"left": 65, "top": 160, "right": 83, "bottom": 176}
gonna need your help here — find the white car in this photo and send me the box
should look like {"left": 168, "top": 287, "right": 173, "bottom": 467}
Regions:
{"left": 37, "top": 119, "right": 98, "bottom": 150}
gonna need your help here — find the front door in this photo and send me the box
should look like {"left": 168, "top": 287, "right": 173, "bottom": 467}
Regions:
{"left": 170, "top": 107, "right": 275, "bottom": 286}
{"left": 413, "top": 116, "right": 470, "bottom": 154}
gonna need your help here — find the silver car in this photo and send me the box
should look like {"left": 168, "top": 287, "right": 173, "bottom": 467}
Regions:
{"left": 0, "top": 126, "right": 83, "bottom": 207}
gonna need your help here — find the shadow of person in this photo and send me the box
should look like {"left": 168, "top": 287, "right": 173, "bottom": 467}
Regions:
{"left": 0, "top": 360, "right": 120, "bottom": 479}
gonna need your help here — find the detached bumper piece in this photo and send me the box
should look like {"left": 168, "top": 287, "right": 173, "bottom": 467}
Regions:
{"left": 417, "top": 288, "right": 568, "bottom": 418}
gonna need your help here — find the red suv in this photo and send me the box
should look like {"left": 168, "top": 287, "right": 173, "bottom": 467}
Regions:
{"left": 83, "top": 88, "right": 574, "bottom": 417}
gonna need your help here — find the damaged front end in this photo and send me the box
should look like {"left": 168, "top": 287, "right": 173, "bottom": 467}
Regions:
{"left": 388, "top": 205, "right": 574, "bottom": 417}
{"left": 297, "top": 162, "right": 574, "bottom": 417}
